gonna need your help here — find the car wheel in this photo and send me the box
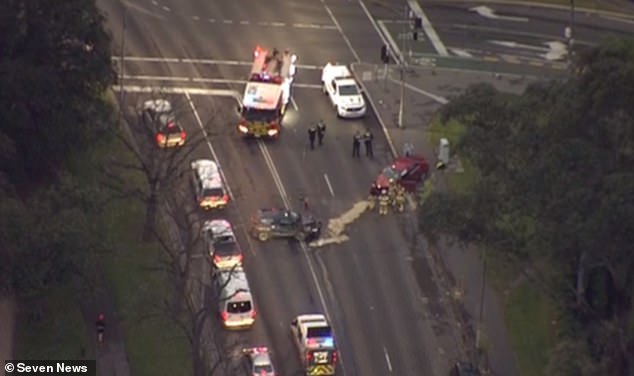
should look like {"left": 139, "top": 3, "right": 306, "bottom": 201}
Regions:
{"left": 322, "top": 82, "right": 327, "bottom": 95}
{"left": 257, "top": 231, "right": 270, "bottom": 242}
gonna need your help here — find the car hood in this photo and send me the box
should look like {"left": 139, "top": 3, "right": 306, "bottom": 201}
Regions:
{"left": 374, "top": 172, "right": 392, "bottom": 189}
{"left": 340, "top": 95, "right": 364, "bottom": 107}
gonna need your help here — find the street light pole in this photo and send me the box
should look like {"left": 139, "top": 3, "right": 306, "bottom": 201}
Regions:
{"left": 397, "top": 6, "right": 407, "bottom": 129}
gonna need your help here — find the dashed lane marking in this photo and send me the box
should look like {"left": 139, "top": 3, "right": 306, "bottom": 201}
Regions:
{"left": 112, "top": 56, "right": 322, "bottom": 70}
{"left": 120, "top": 74, "right": 322, "bottom": 89}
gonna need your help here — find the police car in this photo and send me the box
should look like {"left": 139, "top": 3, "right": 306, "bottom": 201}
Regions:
{"left": 242, "top": 347, "right": 276, "bottom": 376}
{"left": 190, "top": 159, "right": 230, "bottom": 210}
{"left": 321, "top": 63, "right": 366, "bottom": 119}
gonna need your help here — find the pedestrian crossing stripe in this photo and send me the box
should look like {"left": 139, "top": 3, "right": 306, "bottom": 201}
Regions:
{"left": 307, "top": 364, "right": 335, "bottom": 375}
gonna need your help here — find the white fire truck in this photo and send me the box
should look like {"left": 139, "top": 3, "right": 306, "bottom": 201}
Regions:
{"left": 291, "top": 314, "right": 338, "bottom": 376}
{"left": 237, "top": 46, "right": 297, "bottom": 139}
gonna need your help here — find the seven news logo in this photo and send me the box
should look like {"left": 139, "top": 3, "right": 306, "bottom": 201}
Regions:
{"left": 5, "top": 361, "right": 95, "bottom": 375}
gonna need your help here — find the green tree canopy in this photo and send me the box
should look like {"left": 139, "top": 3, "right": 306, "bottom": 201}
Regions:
{"left": 0, "top": 0, "right": 115, "bottom": 187}
{"left": 421, "top": 38, "right": 634, "bottom": 374}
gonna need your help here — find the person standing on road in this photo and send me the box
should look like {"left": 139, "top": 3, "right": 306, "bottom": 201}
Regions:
{"left": 308, "top": 125, "right": 317, "bottom": 150}
{"left": 316, "top": 120, "right": 326, "bottom": 146}
{"left": 364, "top": 130, "right": 374, "bottom": 158}
{"left": 352, "top": 131, "right": 361, "bottom": 158}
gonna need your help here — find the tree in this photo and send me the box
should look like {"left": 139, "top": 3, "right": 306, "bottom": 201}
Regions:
{"left": 0, "top": 172, "right": 105, "bottom": 298}
{"left": 104, "top": 90, "right": 221, "bottom": 241}
{"left": 420, "top": 38, "right": 634, "bottom": 374}
{"left": 0, "top": 0, "right": 115, "bottom": 187}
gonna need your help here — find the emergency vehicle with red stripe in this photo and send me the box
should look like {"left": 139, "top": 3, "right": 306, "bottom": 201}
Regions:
{"left": 237, "top": 46, "right": 297, "bottom": 138}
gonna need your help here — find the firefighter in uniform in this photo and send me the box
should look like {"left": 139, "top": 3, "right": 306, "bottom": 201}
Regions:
{"left": 378, "top": 189, "right": 390, "bottom": 215}
{"left": 394, "top": 185, "right": 406, "bottom": 213}
{"left": 387, "top": 181, "right": 397, "bottom": 207}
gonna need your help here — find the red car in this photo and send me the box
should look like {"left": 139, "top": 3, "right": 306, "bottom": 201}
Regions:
{"left": 371, "top": 155, "right": 429, "bottom": 195}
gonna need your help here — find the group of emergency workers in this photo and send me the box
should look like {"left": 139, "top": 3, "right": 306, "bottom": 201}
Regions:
{"left": 368, "top": 180, "right": 406, "bottom": 215}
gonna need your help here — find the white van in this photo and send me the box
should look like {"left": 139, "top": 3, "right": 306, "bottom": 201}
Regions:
{"left": 213, "top": 266, "right": 256, "bottom": 329}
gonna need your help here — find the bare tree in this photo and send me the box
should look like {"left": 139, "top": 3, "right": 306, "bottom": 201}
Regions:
{"left": 104, "top": 88, "right": 220, "bottom": 241}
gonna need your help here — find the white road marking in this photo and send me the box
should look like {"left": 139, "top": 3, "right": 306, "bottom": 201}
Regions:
{"left": 112, "top": 56, "right": 322, "bottom": 70}
{"left": 240, "top": 20, "right": 250, "bottom": 25}
{"left": 208, "top": 18, "right": 215, "bottom": 23}
{"left": 270, "top": 21, "right": 286, "bottom": 27}
{"left": 192, "top": 16, "right": 200, "bottom": 21}
{"left": 319, "top": 0, "right": 361, "bottom": 63}
{"left": 407, "top": 0, "right": 449, "bottom": 56}
{"left": 377, "top": 20, "right": 404, "bottom": 64}
{"left": 599, "top": 14, "right": 634, "bottom": 24}
{"left": 161, "top": 5, "right": 170, "bottom": 12}
{"left": 112, "top": 85, "right": 242, "bottom": 100}
{"left": 470, "top": 5, "right": 529, "bottom": 22}
{"left": 121, "top": 74, "right": 322, "bottom": 89}
{"left": 184, "top": 91, "right": 234, "bottom": 202}
{"left": 324, "top": 174, "right": 335, "bottom": 197}
{"left": 387, "top": 77, "right": 448, "bottom": 104}
{"left": 358, "top": 0, "right": 402, "bottom": 65}
{"left": 223, "top": 19, "right": 233, "bottom": 24}
{"left": 290, "top": 97, "right": 299, "bottom": 111}
{"left": 383, "top": 346, "right": 393, "bottom": 373}
{"left": 449, "top": 48, "right": 473, "bottom": 58}
{"left": 151, "top": 0, "right": 158, "bottom": 5}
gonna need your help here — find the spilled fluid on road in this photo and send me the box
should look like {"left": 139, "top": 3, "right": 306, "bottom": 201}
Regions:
{"left": 308, "top": 200, "right": 371, "bottom": 248}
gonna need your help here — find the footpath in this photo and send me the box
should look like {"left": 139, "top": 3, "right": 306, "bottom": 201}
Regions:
{"left": 352, "top": 62, "right": 538, "bottom": 376}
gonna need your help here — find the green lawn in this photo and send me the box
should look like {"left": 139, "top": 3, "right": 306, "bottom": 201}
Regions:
{"left": 504, "top": 282, "right": 559, "bottom": 376}
{"left": 425, "top": 115, "right": 559, "bottom": 376}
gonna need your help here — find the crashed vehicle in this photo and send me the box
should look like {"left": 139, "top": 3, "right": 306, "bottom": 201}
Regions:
{"left": 250, "top": 208, "right": 321, "bottom": 242}
{"left": 370, "top": 155, "right": 429, "bottom": 196}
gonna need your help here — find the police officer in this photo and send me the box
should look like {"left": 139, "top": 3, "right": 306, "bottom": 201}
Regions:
{"left": 316, "top": 120, "right": 326, "bottom": 146}
{"left": 378, "top": 189, "right": 390, "bottom": 215}
{"left": 308, "top": 125, "right": 317, "bottom": 149}
{"left": 352, "top": 131, "right": 361, "bottom": 158}
{"left": 364, "top": 130, "right": 374, "bottom": 158}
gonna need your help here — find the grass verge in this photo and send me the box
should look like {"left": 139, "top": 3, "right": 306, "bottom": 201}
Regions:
{"left": 504, "top": 282, "right": 559, "bottom": 376}
{"left": 426, "top": 115, "right": 559, "bottom": 375}
{"left": 100, "top": 138, "right": 192, "bottom": 375}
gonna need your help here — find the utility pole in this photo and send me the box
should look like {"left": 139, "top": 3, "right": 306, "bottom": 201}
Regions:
{"left": 119, "top": 5, "right": 127, "bottom": 109}
{"left": 397, "top": 5, "right": 407, "bottom": 129}
{"left": 475, "top": 248, "right": 488, "bottom": 364}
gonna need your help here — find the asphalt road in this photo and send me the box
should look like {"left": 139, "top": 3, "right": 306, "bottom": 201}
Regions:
{"left": 366, "top": 0, "right": 634, "bottom": 68}
{"left": 100, "top": 0, "right": 461, "bottom": 375}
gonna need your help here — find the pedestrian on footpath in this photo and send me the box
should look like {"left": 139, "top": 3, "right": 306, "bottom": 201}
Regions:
{"left": 364, "top": 130, "right": 374, "bottom": 158}
{"left": 352, "top": 131, "right": 361, "bottom": 158}
{"left": 308, "top": 125, "right": 317, "bottom": 150}
{"left": 317, "top": 120, "right": 326, "bottom": 146}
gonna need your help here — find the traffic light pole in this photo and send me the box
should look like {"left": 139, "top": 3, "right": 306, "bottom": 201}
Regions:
{"left": 397, "top": 5, "right": 407, "bottom": 129}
